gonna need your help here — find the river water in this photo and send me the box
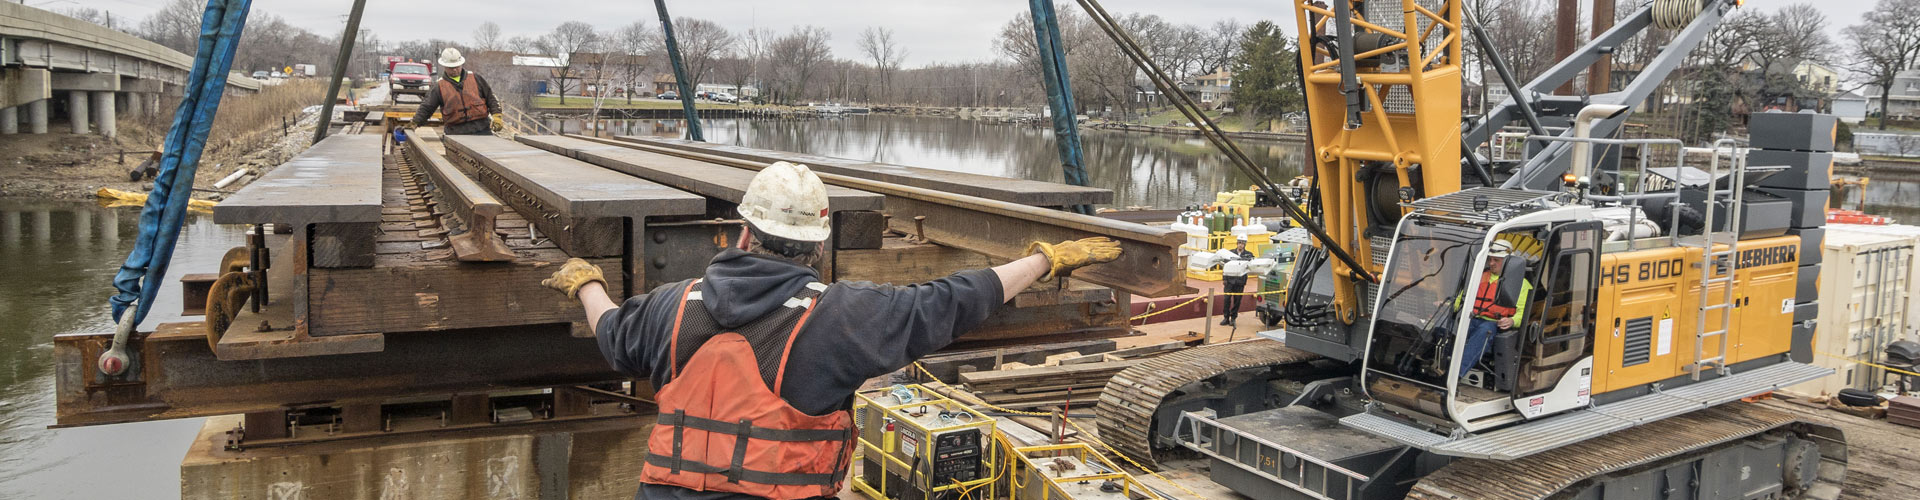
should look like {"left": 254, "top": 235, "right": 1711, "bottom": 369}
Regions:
{"left": 0, "top": 199, "right": 244, "bottom": 498}
{"left": 545, "top": 114, "right": 1309, "bottom": 210}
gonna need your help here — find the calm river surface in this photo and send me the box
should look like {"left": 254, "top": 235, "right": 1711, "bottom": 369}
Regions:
{"left": 0, "top": 199, "right": 244, "bottom": 498}
{"left": 546, "top": 114, "right": 1309, "bottom": 209}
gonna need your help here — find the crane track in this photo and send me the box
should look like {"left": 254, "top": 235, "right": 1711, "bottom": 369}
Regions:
{"left": 1095, "top": 339, "right": 1320, "bottom": 465}
{"left": 1408, "top": 403, "right": 1848, "bottom": 500}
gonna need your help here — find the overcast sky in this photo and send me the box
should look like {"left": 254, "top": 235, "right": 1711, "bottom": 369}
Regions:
{"left": 59, "top": 0, "right": 1876, "bottom": 65}
{"left": 64, "top": 0, "right": 1271, "bottom": 64}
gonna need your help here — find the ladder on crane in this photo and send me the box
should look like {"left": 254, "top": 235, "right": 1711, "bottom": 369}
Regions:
{"left": 1682, "top": 140, "right": 1749, "bottom": 380}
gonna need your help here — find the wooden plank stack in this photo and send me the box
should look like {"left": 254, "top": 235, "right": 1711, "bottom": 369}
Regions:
{"left": 960, "top": 360, "right": 1140, "bottom": 409}
{"left": 1889, "top": 396, "right": 1920, "bottom": 429}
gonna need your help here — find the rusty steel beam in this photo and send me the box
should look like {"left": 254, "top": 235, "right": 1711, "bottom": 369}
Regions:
{"left": 404, "top": 129, "right": 515, "bottom": 261}
{"left": 582, "top": 135, "right": 1192, "bottom": 298}
{"left": 53, "top": 322, "right": 622, "bottom": 428}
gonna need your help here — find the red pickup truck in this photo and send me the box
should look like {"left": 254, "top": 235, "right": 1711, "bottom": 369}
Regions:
{"left": 389, "top": 61, "right": 433, "bottom": 96}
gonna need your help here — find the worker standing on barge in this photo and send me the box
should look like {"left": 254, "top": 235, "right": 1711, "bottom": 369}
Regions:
{"left": 542, "top": 161, "right": 1122, "bottom": 500}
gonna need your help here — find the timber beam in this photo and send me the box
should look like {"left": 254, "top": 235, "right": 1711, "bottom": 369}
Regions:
{"left": 612, "top": 135, "right": 1114, "bottom": 207}
{"left": 52, "top": 321, "right": 623, "bottom": 428}
{"left": 404, "top": 129, "right": 514, "bottom": 261}
{"left": 216, "top": 134, "right": 385, "bottom": 268}
{"left": 582, "top": 136, "right": 1192, "bottom": 298}
{"left": 517, "top": 134, "right": 885, "bottom": 213}
{"left": 441, "top": 135, "right": 704, "bottom": 259}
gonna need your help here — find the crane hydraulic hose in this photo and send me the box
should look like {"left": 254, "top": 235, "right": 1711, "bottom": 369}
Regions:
{"left": 108, "top": 0, "right": 253, "bottom": 338}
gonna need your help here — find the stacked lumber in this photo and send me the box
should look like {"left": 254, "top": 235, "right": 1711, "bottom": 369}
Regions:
{"left": 959, "top": 360, "right": 1140, "bottom": 409}
{"left": 1890, "top": 396, "right": 1920, "bottom": 429}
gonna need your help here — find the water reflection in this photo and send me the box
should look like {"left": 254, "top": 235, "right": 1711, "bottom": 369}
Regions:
{"left": 544, "top": 115, "right": 1307, "bottom": 209}
{"left": 0, "top": 199, "right": 243, "bottom": 499}
{"left": 1837, "top": 174, "right": 1920, "bottom": 224}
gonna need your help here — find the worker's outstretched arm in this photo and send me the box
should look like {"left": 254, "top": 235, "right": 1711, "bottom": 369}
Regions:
{"left": 991, "top": 237, "right": 1123, "bottom": 302}
{"left": 540, "top": 259, "right": 612, "bottom": 330}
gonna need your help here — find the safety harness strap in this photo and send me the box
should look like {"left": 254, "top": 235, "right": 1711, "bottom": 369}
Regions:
{"left": 643, "top": 454, "right": 842, "bottom": 486}
{"left": 656, "top": 412, "right": 854, "bottom": 442}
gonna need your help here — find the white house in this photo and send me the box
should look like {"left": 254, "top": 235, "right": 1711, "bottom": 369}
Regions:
{"left": 1833, "top": 91, "right": 1869, "bottom": 124}
{"left": 1861, "top": 69, "right": 1920, "bottom": 120}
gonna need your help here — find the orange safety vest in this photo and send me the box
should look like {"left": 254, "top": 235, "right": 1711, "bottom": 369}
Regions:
{"left": 640, "top": 280, "right": 855, "bottom": 500}
{"left": 436, "top": 71, "right": 489, "bottom": 125}
{"left": 1471, "top": 271, "right": 1515, "bottom": 319}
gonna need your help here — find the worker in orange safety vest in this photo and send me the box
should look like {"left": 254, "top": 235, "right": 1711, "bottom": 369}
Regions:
{"left": 1453, "top": 239, "right": 1532, "bottom": 376}
{"left": 541, "top": 161, "right": 1123, "bottom": 500}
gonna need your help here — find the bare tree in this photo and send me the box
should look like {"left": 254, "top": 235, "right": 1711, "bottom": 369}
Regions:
{"left": 540, "top": 21, "right": 602, "bottom": 105}
{"left": 1846, "top": 0, "right": 1920, "bottom": 129}
{"left": 507, "top": 35, "right": 541, "bottom": 54}
{"left": 137, "top": 0, "right": 204, "bottom": 54}
{"left": 739, "top": 27, "right": 776, "bottom": 101}
{"left": 667, "top": 18, "right": 736, "bottom": 90}
{"left": 858, "top": 27, "right": 908, "bottom": 103}
{"left": 473, "top": 22, "right": 505, "bottom": 53}
{"left": 615, "top": 21, "right": 662, "bottom": 104}
{"left": 1202, "top": 20, "right": 1244, "bottom": 74}
{"left": 768, "top": 26, "right": 833, "bottom": 104}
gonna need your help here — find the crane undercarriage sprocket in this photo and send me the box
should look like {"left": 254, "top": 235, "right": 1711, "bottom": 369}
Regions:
{"left": 1095, "top": 339, "right": 1321, "bottom": 464}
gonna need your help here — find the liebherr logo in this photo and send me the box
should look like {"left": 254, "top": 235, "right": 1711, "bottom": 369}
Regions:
{"left": 1736, "top": 245, "right": 1797, "bottom": 269}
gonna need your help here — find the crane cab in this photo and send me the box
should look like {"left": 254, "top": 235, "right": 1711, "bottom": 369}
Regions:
{"left": 1360, "top": 189, "right": 1600, "bottom": 432}
{"left": 1356, "top": 186, "right": 1807, "bottom": 435}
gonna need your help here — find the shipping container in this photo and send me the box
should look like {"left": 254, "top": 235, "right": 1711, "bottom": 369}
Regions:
{"left": 1828, "top": 223, "right": 1920, "bottom": 341}
{"left": 1788, "top": 230, "right": 1916, "bottom": 396}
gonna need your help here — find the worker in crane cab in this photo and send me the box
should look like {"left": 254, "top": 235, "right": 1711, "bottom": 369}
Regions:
{"left": 1455, "top": 239, "right": 1533, "bottom": 376}
{"left": 409, "top": 48, "right": 499, "bottom": 135}
{"left": 540, "top": 161, "right": 1122, "bottom": 500}
{"left": 1218, "top": 235, "right": 1256, "bottom": 326}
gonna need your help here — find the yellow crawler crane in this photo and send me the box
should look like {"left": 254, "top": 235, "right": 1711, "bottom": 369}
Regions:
{"left": 1096, "top": 1, "right": 1851, "bottom": 498}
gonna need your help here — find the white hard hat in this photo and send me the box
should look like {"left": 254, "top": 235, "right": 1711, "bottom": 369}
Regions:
{"left": 1488, "top": 239, "right": 1514, "bottom": 258}
{"left": 438, "top": 48, "right": 466, "bottom": 68}
{"left": 1236, "top": 235, "right": 1249, "bottom": 242}
{"left": 740, "top": 161, "right": 831, "bottom": 243}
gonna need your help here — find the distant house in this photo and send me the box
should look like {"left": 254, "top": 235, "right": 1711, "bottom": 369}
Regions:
{"left": 1180, "top": 70, "right": 1234, "bottom": 110}
{"left": 1861, "top": 69, "right": 1920, "bottom": 120}
{"left": 1833, "top": 91, "right": 1869, "bottom": 124}
{"left": 695, "top": 83, "right": 758, "bottom": 97}
{"left": 653, "top": 73, "right": 681, "bottom": 95}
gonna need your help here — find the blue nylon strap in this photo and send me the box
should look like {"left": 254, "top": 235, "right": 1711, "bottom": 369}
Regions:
{"left": 1028, "top": 0, "right": 1094, "bottom": 215}
{"left": 655, "top": 0, "right": 705, "bottom": 141}
{"left": 109, "top": 0, "right": 254, "bottom": 325}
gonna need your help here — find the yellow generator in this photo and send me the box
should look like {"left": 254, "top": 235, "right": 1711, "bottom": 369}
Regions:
{"left": 1010, "top": 443, "right": 1160, "bottom": 500}
{"left": 852, "top": 385, "right": 997, "bottom": 500}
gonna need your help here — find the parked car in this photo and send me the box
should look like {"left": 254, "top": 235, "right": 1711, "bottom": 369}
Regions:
{"left": 251, "top": 70, "right": 269, "bottom": 79}
{"left": 658, "top": 91, "right": 678, "bottom": 100}
{"left": 270, "top": 71, "right": 285, "bottom": 78}
{"left": 710, "top": 91, "right": 737, "bottom": 103}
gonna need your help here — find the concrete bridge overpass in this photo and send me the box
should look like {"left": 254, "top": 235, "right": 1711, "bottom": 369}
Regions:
{"left": 1, "top": 3, "right": 262, "bottom": 138}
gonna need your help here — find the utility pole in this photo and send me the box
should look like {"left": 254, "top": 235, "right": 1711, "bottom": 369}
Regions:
{"left": 1589, "top": 0, "right": 1614, "bottom": 95}
{"left": 1554, "top": 0, "right": 1578, "bottom": 95}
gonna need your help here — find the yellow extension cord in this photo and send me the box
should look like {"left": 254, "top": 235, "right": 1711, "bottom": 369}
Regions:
{"left": 910, "top": 362, "right": 1208, "bottom": 500}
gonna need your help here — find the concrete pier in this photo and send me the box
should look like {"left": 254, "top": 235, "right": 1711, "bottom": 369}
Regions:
{"left": 124, "top": 93, "right": 142, "bottom": 118}
{"left": 0, "top": 106, "right": 15, "bottom": 134}
{"left": 27, "top": 99, "right": 47, "bottom": 134}
{"left": 67, "top": 90, "right": 88, "bottom": 134}
{"left": 92, "top": 90, "right": 115, "bottom": 138}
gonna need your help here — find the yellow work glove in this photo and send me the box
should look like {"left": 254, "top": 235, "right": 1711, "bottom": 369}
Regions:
{"left": 540, "top": 258, "right": 606, "bottom": 299}
{"left": 1026, "top": 237, "right": 1124, "bottom": 281}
